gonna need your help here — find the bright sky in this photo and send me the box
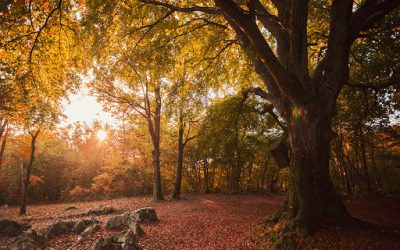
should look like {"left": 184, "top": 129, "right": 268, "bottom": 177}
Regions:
{"left": 61, "top": 87, "right": 116, "bottom": 126}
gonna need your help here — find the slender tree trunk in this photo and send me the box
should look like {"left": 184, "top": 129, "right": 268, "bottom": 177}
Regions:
{"left": 270, "top": 167, "right": 279, "bottom": 193}
{"left": 339, "top": 162, "right": 351, "bottom": 196}
{"left": 260, "top": 159, "right": 267, "bottom": 190}
{"left": 152, "top": 145, "right": 163, "bottom": 200}
{"left": 341, "top": 144, "right": 353, "bottom": 195}
{"left": 231, "top": 111, "right": 241, "bottom": 193}
{"left": 203, "top": 158, "right": 210, "bottom": 193}
{"left": 338, "top": 136, "right": 353, "bottom": 196}
{"left": 247, "top": 160, "right": 253, "bottom": 191}
{"left": 231, "top": 162, "right": 241, "bottom": 193}
{"left": 0, "top": 125, "right": 8, "bottom": 168}
{"left": 215, "top": 168, "right": 223, "bottom": 192}
{"left": 352, "top": 140, "right": 364, "bottom": 191}
{"left": 359, "top": 126, "right": 372, "bottom": 194}
{"left": 0, "top": 119, "right": 7, "bottom": 139}
{"left": 209, "top": 163, "right": 216, "bottom": 192}
{"left": 171, "top": 115, "right": 184, "bottom": 199}
{"left": 150, "top": 87, "right": 164, "bottom": 201}
{"left": 20, "top": 130, "right": 40, "bottom": 215}
{"left": 369, "top": 136, "right": 381, "bottom": 191}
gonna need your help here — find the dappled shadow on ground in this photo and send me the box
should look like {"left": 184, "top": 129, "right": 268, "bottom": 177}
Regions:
{"left": 0, "top": 194, "right": 399, "bottom": 249}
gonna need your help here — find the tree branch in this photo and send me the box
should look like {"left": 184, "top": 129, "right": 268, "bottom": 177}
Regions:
{"left": 287, "top": 0, "right": 310, "bottom": 82}
{"left": 140, "top": 0, "right": 219, "bottom": 14}
{"left": 251, "top": 0, "right": 288, "bottom": 41}
{"left": 242, "top": 86, "right": 273, "bottom": 102}
{"left": 317, "top": 0, "right": 353, "bottom": 106}
{"left": 348, "top": 0, "right": 400, "bottom": 42}
{"left": 131, "top": 10, "right": 174, "bottom": 48}
{"left": 215, "top": 0, "right": 302, "bottom": 103}
{"left": 220, "top": 8, "right": 280, "bottom": 98}
{"left": 345, "top": 81, "right": 399, "bottom": 91}
{"left": 29, "top": 0, "right": 63, "bottom": 63}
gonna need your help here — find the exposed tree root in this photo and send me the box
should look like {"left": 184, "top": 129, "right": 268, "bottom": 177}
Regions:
{"left": 259, "top": 213, "right": 370, "bottom": 250}
{"left": 258, "top": 197, "right": 364, "bottom": 249}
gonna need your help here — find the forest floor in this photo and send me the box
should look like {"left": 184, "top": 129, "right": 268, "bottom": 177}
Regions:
{"left": 0, "top": 193, "right": 399, "bottom": 249}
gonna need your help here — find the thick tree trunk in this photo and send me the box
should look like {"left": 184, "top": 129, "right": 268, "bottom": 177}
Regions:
{"left": 20, "top": 130, "right": 40, "bottom": 215}
{"left": 171, "top": 118, "right": 184, "bottom": 200}
{"left": 271, "top": 110, "right": 352, "bottom": 233}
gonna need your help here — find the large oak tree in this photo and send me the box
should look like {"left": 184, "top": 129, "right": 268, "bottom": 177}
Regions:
{"left": 135, "top": 0, "right": 400, "bottom": 232}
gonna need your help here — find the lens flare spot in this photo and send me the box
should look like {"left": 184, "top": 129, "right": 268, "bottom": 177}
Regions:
{"left": 292, "top": 106, "right": 305, "bottom": 119}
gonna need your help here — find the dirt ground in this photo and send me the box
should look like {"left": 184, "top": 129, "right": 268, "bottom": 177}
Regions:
{"left": 0, "top": 194, "right": 399, "bottom": 249}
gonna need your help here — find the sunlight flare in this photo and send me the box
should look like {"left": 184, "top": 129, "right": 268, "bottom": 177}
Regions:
{"left": 96, "top": 130, "right": 107, "bottom": 142}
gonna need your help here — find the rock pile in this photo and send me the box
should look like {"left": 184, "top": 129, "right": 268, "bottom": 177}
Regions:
{"left": 77, "top": 223, "right": 101, "bottom": 242}
{"left": 2, "top": 206, "right": 158, "bottom": 250}
{"left": 0, "top": 219, "right": 29, "bottom": 237}
{"left": 94, "top": 207, "right": 157, "bottom": 249}
{"left": 129, "top": 207, "right": 158, "bottom": 223}
{"left": 10, "top": 229, "right": 45, "bottom": 250}
{"left": 85, "top": 205, "right": 116, "bottom": 216}
{"left": 92, "top": 229, "right": 142, "bottom": 250}
{"left": 45, "top": 218, "right": 99, "bottom": 238}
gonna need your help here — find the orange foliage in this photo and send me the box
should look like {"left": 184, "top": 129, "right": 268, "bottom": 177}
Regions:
{"left": 68, "top": 185, "right": 92, "bottom": 200}
{"left": 29, "top": 175, "right": 44, "bottom": 185}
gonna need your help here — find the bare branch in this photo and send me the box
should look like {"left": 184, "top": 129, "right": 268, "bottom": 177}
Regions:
{"left": 201, "top": 39, "right": 237, "bottom": 72}
{"left": 94, "top": 84, "right": 149, "bottom": 120}
{"left": 242, "top": 86, "right": 273, "bottom": 102}
{"left": 132, "top": 10, "right": 174, "bottom": 48}
{"left": 140, "top": 0, "right": 219, "bottom": 15}
{"left": 29, "top": 0, "right": 63, "bottom": 63}
{"left": 345, "top": 81, "right": 399, "bottom": 91}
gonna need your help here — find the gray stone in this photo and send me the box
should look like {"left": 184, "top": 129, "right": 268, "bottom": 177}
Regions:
{"left": 129, "top": 207, "right": 158, "bottom": 222}
{"left": 64, "top": 206, "right": 78, "bottom": 211}
{"left": 105, "top": 212, "right": 145, "bottom": 233}
{"left": 45, "top": 220, "right": 76, "bottom": 239}
{"left": 85, "top": 205, "right": 116, "bottom": 216}
{"left": 0, "top": 219, "right": 29, "bottom": 237}
{"left": 105, "top": 207, "right": 157, "bottom": 231}
{"left": 105, "top": 213, "right": 133, "bottom": 230}
{"left": 91, "top": 229, "right": 140, "bottom": 250}
{"left": 77, "top": 223, "right": 100, "bottom": 242}
{"left": 72, "top": 218, "right": 99, "bottom": 234}
{"left": 128, "top": 223, "right": 143, "bottom": 239}
{"left": 10, "top": 229, "right": 45, "bottom": 250}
